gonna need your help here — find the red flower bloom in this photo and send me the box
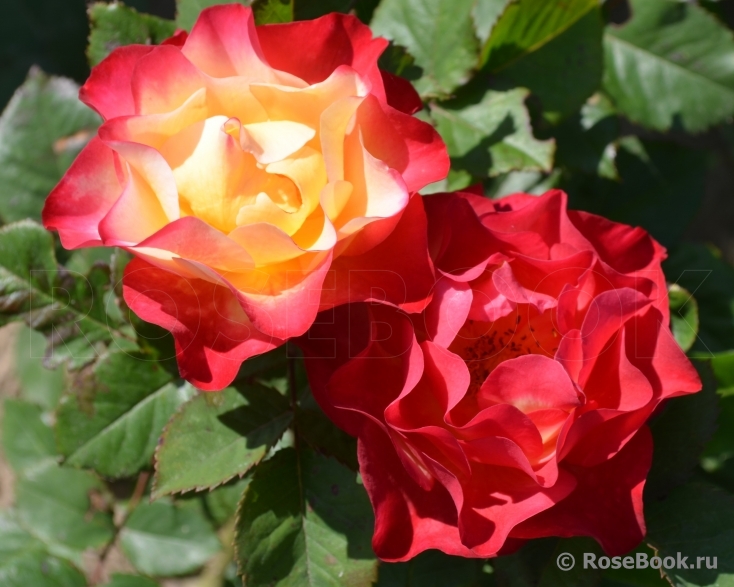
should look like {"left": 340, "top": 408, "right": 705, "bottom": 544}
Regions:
{"left": 299, "top": 189, "right": 701, "bottom": 561}
{"left": 42, "top": 5, "right": 446, "bottom": 390}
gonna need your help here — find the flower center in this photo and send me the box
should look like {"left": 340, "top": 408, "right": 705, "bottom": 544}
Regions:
{"left": 448, "top": 306, "right": 559, "bottom": 395}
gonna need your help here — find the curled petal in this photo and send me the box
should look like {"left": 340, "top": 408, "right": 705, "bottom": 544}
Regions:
{"left": 123, "top": 257, "right": 282, "bottom": 390}
{"left": 42, "top": 137, "right": 125, "bottom": 249}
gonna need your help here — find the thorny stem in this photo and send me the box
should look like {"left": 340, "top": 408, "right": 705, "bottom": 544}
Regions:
{"left": 90, "top": 471, "right": 150, "bottom": 585}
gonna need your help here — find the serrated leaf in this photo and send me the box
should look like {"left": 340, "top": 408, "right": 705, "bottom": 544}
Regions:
{"left": 56, "top": 351, "right": 192, "bottom": 478}
{"left": 663, "top": 244, "right": 734, "bottom": 355}
{"left": 102, "top": 575, "right": 160, "bottom": 587}
{"left": 645, "top": 362, "right": 718, "bottom": 500}
{"left": 205, "top": 477, "right": 252, "bottom": 527}
{"left": 371, "top": 0, "right": 479, "bottom": 97}
{"left": 176, "top": 0, "right": 250, "bottom": 30}
{"left": 153, "top": 383, "right": 291, "bottom": 498}
{"left": 431, "top": 88, "right": 555, "bottom": 178}
{"left": 481, "top": 0, "right": 598, "bottom": 71}
{"left": 603, "top": 0, "right": 734, "bottom": 133}
{"left": 1, "top": 399, "right": 57, "bottom": 473}
{"left": 376, "top": 550, "right": 493, "bottom": 586}
{"left": 600, "top": 543, "right": 671, "bottom": 586}
{"left": 0, "top": 513, "right": 87, "bottom": 587}
{"left": 491, "top": 8, "right": 604, "bottom": 123}
{"left": 0, "top": 69, "right": 100, "bottom": 223}
{"left": 0, "top": 221, "right": 135, "bottom": 369}
{"left": 235, "top": 447, "right": 377, "bottom": 587}
{"left": 87, "top": 3, "right": 177, "bottom": 66}
{"left": 120, "top": 499, "right": 221, "bottom": 577}
{"left": 65, "top": 381, "right": 195, "bottom": 477}
{"left": 471, "top": 0, "right": 512, "bottom": 45}
{"left": 646, "top": 482, "right": 734, "bottom": 587}
{"left": 253, "top": 0, "right": 292, "bottom": 24}
{"left": 669, "top": 285, "right": 700, "bottom": 353}
{"left": 15, "top": 465, "right": 114, "bottom": 563}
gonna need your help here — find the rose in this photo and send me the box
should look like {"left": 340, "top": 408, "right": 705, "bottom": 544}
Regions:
{"left": 42, "top": 5, "right": 447, "bottom": 390}
{"left": 299, "top": 189, "right": 702, "bottom": 561}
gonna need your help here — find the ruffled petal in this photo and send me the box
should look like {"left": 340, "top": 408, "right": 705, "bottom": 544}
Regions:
{"left": 511, "top": 427, "right": 652, "bottom": 556}
{"left": 381, "top": 70, "right": 422, "bottom": 115}
{"left": 323, "top": 194, "right": 435, "bottom": 314}
{"left": 257, "top": 13, "right": 388, "bottom": 95}
{"left": 122, "top": 257, "right": 282, "bottom": 390}
{"left": 42, "top": 137, "right": 125, "bottom": 248}
{"left": 359, "top": 420, "right": 475, "bottom": 562}
{"left": 181, "top": 4, "right": 286, "bottom": 83}
{"left": 79, "top": 45, "right": 154, "bottom": 120}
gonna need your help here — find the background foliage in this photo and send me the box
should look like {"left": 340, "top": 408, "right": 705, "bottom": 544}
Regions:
{"left": 1, "top": 0, "right": 734, "bottom": 585}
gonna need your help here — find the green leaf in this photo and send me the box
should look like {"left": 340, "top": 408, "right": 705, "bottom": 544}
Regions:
{"left": 492, "top": 537, "right": 602, "bottom": 587}
{"left": 603, "top": 0, "right": 734, "bottom": 133}
{"left": 15, "top": 465, "right": 114, "bottom": 563}
{"left": 235, "top": 345, "right": 288, "bottom": 387}
{"left": 0, "top": 69, "right": 100, "bottom": 223}
{"left": 646, "top": 482, "right": 734, "bottom": 587}
{"left": 65, "top": 247, "right": 114, "bottom": 277}
{"left": 471, "top": 0, "right": 512, "bottom": 45}
{"left": 669, "top": 285, "right": 700, "bottom": 353}
{"left": 421, "top": 168, "right": 475, "bottom": 195}
{"left": 487, "top": 169, "right": 561, "bottom": 199}
{"left": 371, "top": 0, "right": 479, "bottom": 97}
{"left": 600, "top": 543, "right": 672, "bottom": 586}
{"left": 294, "top": 0, "right": 351, "bottom": 20}
{"left": 553, "top": 93, "right": 620, "bottom": 179}
{"left": 701, "top": 353, "right": 734, "bottom": 492}
{"left": 205, "top": 477, "right": 252, "bottom": 527}
{"left": 176, "top": 0, "right": 250, "bottom": 30}
{"left": 663, "top": 244, "right": 734, "bottom": 355}
{"left": 431, "top": 88, "right": 555, "bottom": 178}
{"left": 56, "top": 351, "right": 192, "bottom": 478}
{"left": 563, "top": 139, "right": 706, "bottom": 248}
{"left": 234, "top": 447, "right": 377, "bottom": 586}
{"left": 0, "top": 221, "right": 135, "bottom": 369}
{"left": 1, "top": 399, "right": 57, "bottom": 473}
{"left": 87, "top": 3, "right": 177, "bottom": 67}
{"left": 253, "top": 0, "right": 293, "bottom": 24}
{"left": 491, "top": 8, "right": 604, "bottom": 123}
{"left": 645, "top": 362, "right": 718, "bottom": 500}
{"left": 0, "top": 513, "right": 87, "bottom": 587}
{"left": 15, "top": 326, "right": 65, "bottom": 410}
{"left": 120, "top": 499, "right": 221, "bottom": 577}
{"left": 376, "top": 550, "right": 493, "bottom": 586}
{"left": 701, "top": 400, "right": 734, "bottom": 492}
{"left": 481, "top": 0, "right": 598, "bottom": 71}
{"left": 103, "top": 574, "right": 161, "bottom": 587}
{"left": 297, "top": 387, "right": 358, "bottom": 471}
{"left": 153, "top": 383, "right": 291, "bottom": 498}
{"left": 712, "top": 353, "right": 734, "bottom": 395}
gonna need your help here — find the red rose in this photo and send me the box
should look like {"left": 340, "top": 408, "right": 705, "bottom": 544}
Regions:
{"left": 42, "top": 5, "right": 446, "bottom": 390}
{"left": 299, "top": 189, "right": 702, "bottom": 561}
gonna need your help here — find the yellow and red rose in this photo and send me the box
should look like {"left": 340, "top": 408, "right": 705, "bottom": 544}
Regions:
{"left": 43, "top": 5, "right": 447, "bottom": 389}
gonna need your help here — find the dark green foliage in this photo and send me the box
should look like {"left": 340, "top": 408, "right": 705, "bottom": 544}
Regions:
{"left": 0, "top": 0, "right": 733, "bottom": 585}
